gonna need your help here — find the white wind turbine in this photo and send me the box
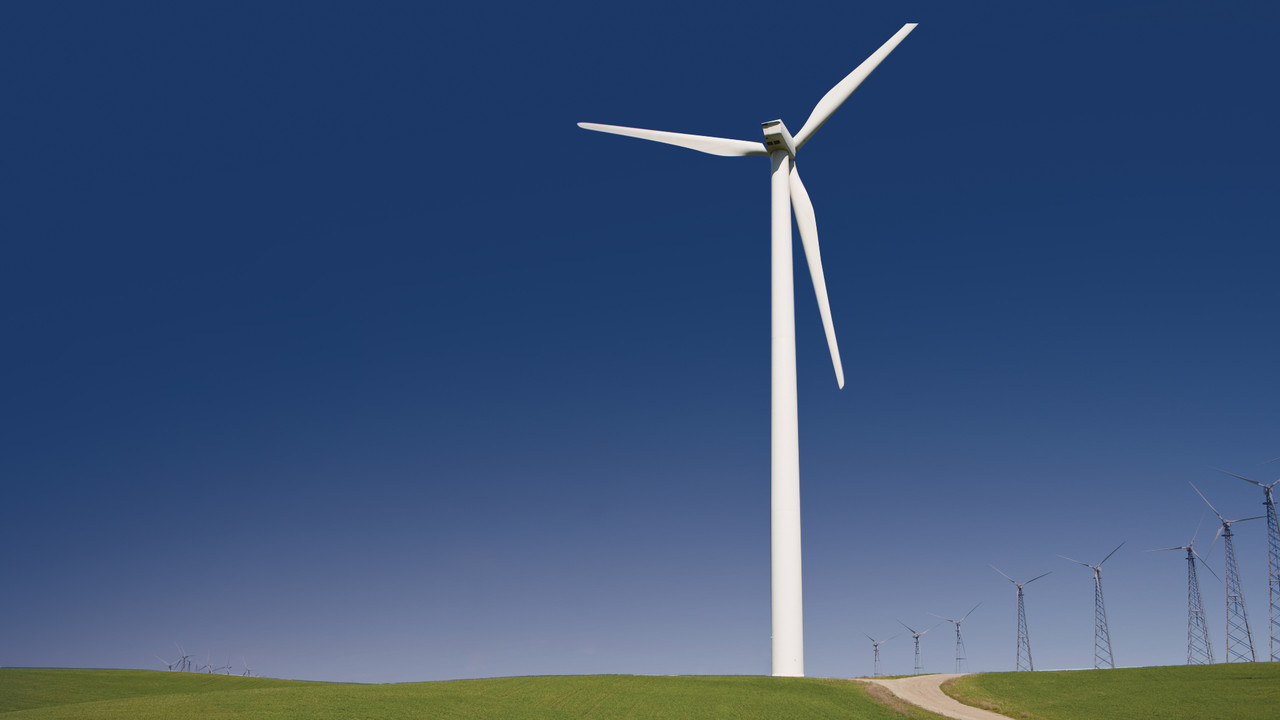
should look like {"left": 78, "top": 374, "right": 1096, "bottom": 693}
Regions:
{"left": 579, "top": 22, "right": 918, "bottom": 678}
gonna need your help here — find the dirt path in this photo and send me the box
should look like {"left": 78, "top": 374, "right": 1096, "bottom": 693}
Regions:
{"left": 862, "top": 674, "right": 1010, "bottom": 720}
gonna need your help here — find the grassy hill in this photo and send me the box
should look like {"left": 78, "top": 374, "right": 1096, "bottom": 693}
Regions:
{"left": 942, "top": 662, "right": 1280, "bottom": 720}
{"left": 0, "top": 669, "right": 946, "bottom": 719}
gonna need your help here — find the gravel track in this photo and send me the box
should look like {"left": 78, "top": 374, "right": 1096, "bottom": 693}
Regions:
{"left": 861, "top": 674, "right": 1011, "bottom": 720}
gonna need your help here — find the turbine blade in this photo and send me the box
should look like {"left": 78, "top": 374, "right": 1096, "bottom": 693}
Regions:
{"left": 1234, "top": 515, "right": 1266, "bottom": 523}
{"left": 1099, "top": 542, "right": 1125, "bottom": 566}
{"left": 789, "top": 165, "right": 844, "bottom": 388}
{"left": 793, "top": 23, "right": 918, "bottom": 150}
{"left": 1189, "top": 482, "right": 1227, "bottom": 524}
{"left": 990, "top": 564, "right": 1015, "bottom": 583}
{"left": 1057, "top": 554, "right": 1091, "bottom": 568}
{"left": 962, "top": 602, "right": 981, "bottom": 621}
{"left": 898, "top": 619, "right": 918, "bottom": 634}
{"left": 1025, "top": 571, "right": 1052, "bottom": 585}
{"left": 577, "top": 122, "right": 767, "bottom": 157}
{"left": 1213, "top": 467, "right": 1263, "bottom": 487}
{"left": 1148, "top": 546, "right": 1186, "bottom": 552}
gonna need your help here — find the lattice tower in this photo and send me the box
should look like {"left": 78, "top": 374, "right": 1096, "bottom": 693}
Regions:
{"left": 1015, "top": 587, "right": 1033, "bottom": 672}
{"left": 1090, "top": 568, "right": 1115, "bottom": 669}
{"left": 1262, "top": 485, "right": 1280, "bottom": 661}
{"left": 1222, "top": 524, "right": 1257, "bottom": 662}
{"left": 1185, "top": 546, "right": 1215, "bottom": 664}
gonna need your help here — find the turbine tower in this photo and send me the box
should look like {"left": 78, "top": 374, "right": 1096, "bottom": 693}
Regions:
{"left": 1150, "top": 519, "right": 1218, "bottom": 665}
{"left": 898, "top": 621, "right": 935, "bottom": 674}
{"left": 992, "top": 566, "right": 1050, "bottom": 671}
{"left": 1193, "top": 482, "right": 1263, "bottom": 663}
{"left": 1058, "top": 543, "right": 1124, "bottom": 670}
{"left": 864, "top": 633, "right": 898, "bottom": 677}
{"left": 930, "top": 603, "right": 981, "bottom": 673}
{"left": 578, "top": 24, "right": 918, "bottom": 677}
{"left": 1216, "top": 466, "right": 1280, "bottom": 661}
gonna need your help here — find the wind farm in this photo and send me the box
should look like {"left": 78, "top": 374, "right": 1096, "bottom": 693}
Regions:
{"left": 4, "top": 0, "right": 1280, "bottom": 695}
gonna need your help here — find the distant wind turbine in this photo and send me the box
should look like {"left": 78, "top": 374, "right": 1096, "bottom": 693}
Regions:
{"left": 175, "top": 643, "right": 193, "bottom": 672}
{"left": 864, "top": 633, "right": 898, "bottom": 677}
{"left": 1149, "top": 516, "right": 1218, "bottom": 665}
{"left": 992, "top": 566, "right": 1050, "bottom": 671}
{"left": 1058, "top": 542, "right": 1124, "bottom": 669}
{"left": 898, "top": 620, "right": 937, "bottom": 675}
{"left": 1215, "top": 466, "right": 1280, "bottom": 661}
{"left": 930, "top": 603, "right": 981, "bottom": 673}
{"left": 579, "top": 23, "right": 919, "bottom": 677}
{"left": 242, "top": 658, "right": 252, "bottom": 677}
{"left": 1192, "top": 482, "right": 1264, "bottom": 662}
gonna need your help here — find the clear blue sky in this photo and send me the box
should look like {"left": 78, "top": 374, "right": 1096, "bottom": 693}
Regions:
{"left": 2, "top": 1, "right": 1278, "bottom": 683}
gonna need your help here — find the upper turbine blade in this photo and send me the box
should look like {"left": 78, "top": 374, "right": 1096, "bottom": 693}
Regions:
{"left": 1189, "top": 482, "right": 1227, "bottom": 524}
{"left": 1213, "top": 467, "right": 1263, "bottom": 487}
{"left": 1099, "top": 542, "right": 1125, "bottom": 567}
{"left": 577, "top": 122, "right": 768, "bottom": 157}
{"left": 793, "top": 23, "right": 918, "bottom": 151}
{"left": 789, "top": 165, "right": 844, "bottom": 388}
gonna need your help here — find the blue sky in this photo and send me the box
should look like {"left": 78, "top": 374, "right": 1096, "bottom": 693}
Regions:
{"left": 2, "top": 1, "right": 1278, "bottom": 683}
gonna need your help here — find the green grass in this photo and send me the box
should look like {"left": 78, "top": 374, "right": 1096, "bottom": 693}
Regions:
{"left": 0, "top": 669, "right": 946, "bottom": 719}
{"left": 943, "top": 663, "right": 1280, "bottom": 720}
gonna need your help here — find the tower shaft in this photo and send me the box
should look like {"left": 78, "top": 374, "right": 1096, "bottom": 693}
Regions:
{"left": 1223, "top": 527, "right": 1257, "bottom": 662}
{"left": 1186, "top": 548, "right": 1214, "bottom": 664}
{"left": 913, "top": 635, "right": 923, "bottom": 674}
{"left": 769, "top": 150, "right": 803, "bottom": 677}
{"left": 1264, "top": 490, "right": 1280, "bottom": 662}
{"left": 1015, "top": 588, "right": 1034, "bottom": 672}
{"left": 1092, "top": 571, "right": 1115, "bottom": 669}
{"left": 954, "top": 624, "right": 967, "bottom": 673}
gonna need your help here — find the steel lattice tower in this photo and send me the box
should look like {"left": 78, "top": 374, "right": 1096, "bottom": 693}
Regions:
{"left": 899, "top": 621, "right": 934, "bottom": 675}
{"left": 1217, "top": 468, "right": 1280, "bottom": 661}
{"left": 1222, "top": 523, "right": 1257, "bottom": 662}
{"left": 931, "top": 603, "right": 981, "bottom": 674}
{"left": 1092, "top": 571, "right": 1115, "bottom": 668}
{"left": 1060, "top": 544, "right": 1122, "bottom": 670}
{"left": 864, "top": 634, "right": 896, "bottom": 677}
{"left": 1264, "top": 487, "right": 1280, "bottom": 662}
{"left": 1185, "top": 546, "right": 1216, "bottom": 664}
{"left": 993, "top": 566, "right": 1049, "bottom": 672}
{"left": 1153, "top": 525, "right": 1217, "bottom": 665}
{"left": 1193, "top": 482, "right": 1261, "bottom": 663}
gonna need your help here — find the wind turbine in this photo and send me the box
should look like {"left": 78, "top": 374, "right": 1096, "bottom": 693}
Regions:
{"left": 242, "top": 658, "right": 252, "bottom": 677}
{"left": 175, "top": 643, "right": 193, "bottom": 672}
{"left": 1149, "top": 517, "right": 1218, "bottom": 665}
{"left": 898, "top": 620, "right": 937, "bottom": 675}
{"left": 930, "top": 602, "right": 981, "bottom": 673}
{"left": 1215, "top": 466, "right": 1280, "bottom": 661}
{"left": 578, "top": 23, "right": 918, "bottom": 678}
{"left": 991, "top": 566, "right": 1050, "bottom": 671}
{"left": 1058, "top": 542, "right": 1124, "bottom": 669}
{"left": 1193, "top": 482, "right": 1264, "bottom": 662}
{"left": 864, "top": 633, "right": 898, "bottom": 677}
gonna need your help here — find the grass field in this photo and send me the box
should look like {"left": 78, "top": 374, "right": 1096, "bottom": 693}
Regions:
{"left": 942, "top": 662, "right": 1280, "bottom": 720}
{"left": 0, "top": 669, "right": 947, "bottom": 719}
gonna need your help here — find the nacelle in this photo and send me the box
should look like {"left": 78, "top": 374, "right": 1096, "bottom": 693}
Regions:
{"left": 761, "top": 120, "right": 796, "bottom": 157}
